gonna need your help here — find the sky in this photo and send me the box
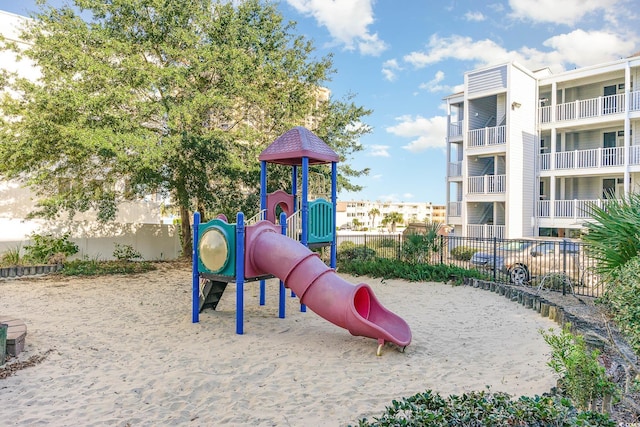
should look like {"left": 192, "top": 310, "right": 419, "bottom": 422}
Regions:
{"left": 1, "top": 0, "right": 639, "bottom": 205}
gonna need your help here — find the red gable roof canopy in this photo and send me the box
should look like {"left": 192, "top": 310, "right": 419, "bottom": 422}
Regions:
{"left": 259, "top": 126, "right": 339, "bottom": 166}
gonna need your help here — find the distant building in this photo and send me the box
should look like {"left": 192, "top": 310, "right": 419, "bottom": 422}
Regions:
{"left": 445, "top": 55, "right": 640, "bottom": 239}
{"left": 336, "top": 200, "right": 446, "bottom": 230}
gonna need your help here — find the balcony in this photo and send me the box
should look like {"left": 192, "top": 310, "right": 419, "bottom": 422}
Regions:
{"left": 449, "top": 120, "right": 463, "bottom": 138}
{"left": 538, "top": 146, "right": 630, "bottom": 171}
{"left": 539, "top": 90, "right": 640, "bottom": 124}
{"left": 448, "top": 201, "right": 461, "bottom": 217}
{"left": 466, "top": 224, "right": 505, "bottom": 239}
{"left": 468, "top": 125, "right": 506, "bottom": 147}
{"left": 468, "top": 174, "right": 506, "bottom": 194}
{"left": 537, "top": 199, "right": 613, "bottom": 220}
{"left": 448, "top": 161, "right": 462, "bottom": 177}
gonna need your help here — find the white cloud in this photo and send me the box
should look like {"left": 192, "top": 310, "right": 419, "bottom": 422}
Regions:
{"left": 386, "top": 115, "right": 448, "bottom": 152}
{"left": 419, "top": 70, "right": 451, "bottom": 93}
{"left": 381, "top": 58, "right": 401, "bottom": 81}
{"left": 285, "top": 0, "right": 387, "bottom": 56}
{"left": 402, "top": 30, "right": 638, "bottom": 74}
{"left": 464, "top": 11, "right": 486, "bottom": 22}
{"left": 402, "top": 193, "right": 414, "bottom": 199}
{"left": 368, "top": 144, "right": 391, "bottom": 157}
{"left": 543, "top": 29, "right": 636, "bottom": 67}
{"left": 508, "top": 0, "right": 620, "bottom": 26}
{"left": 404, "top": 35, "right": 509, "bottom": 68}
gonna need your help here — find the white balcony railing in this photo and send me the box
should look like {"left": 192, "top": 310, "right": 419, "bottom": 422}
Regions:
{"left": 468, "top": 174, "right": 506, "bottom": 194}
{"left": 540, "top": 90, "right": 639, "bottom": 124}
{"left": 468, "top": 125, "right": 506, "bottom": 147}
{"left": 448, "top": 201, "right": 461, "bottom": 217}
{"left": 536, "top": 199, "right": 613, "bottom": 219}
{"left": 542, "top": 146, "right": 625, "bottom": 171}
{"left": 466, "top": 224, "right": 505, "bottom": 239}
{"left": 448, "top": 161, "right": 462, "bottom": 177}
{"left": 630, "top": 145, "right": 640, "bottom": 165}
{"left": 449, "top": 120, "right": 463, "bottom": 138}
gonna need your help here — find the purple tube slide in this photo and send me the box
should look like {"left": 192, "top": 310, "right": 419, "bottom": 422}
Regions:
{"left": 246, "top": 222, "right": 411, "bottom": 349}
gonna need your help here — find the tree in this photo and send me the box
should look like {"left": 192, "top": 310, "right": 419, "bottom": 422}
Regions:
{"left": 368, "top": 207, "right": 380, "bottom": 229}
{"left": 0, "top": 0, "right": 371, "bottom": 256}
{"left": 351, "top": 218, "right": 362, "bottom": 230}
{"left": 382, "top": 211, "right": 404, "bottom": 232}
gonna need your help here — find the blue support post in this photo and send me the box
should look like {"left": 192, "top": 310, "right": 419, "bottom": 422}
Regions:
{"left": 330, "top": 162, "right": 337, "bottom": 269}
{"left": 259, "top": 161, "right": 268, "bottom": 306}
{"left": 236, "top": 212, "right": 245, "bottom": 335}
{"left": 192, "top": 212, "right": 201, "bottom": 323}
{"left": 260, "top": 161, "right": 267, "bottom": 217}
{"left": 279, "top": 212, "right": 287, "bottom": 319}
{"left": 300, "top": 157, "right": 308, "bottom": 313}
{"left": 301, "top": 157, "right": 309, "bottom": 247}
{"left": 292, "top": 165, "right": 298, "bottom": 211}
{"left": 259, "top": 280, "right": 266, "bottom": 306}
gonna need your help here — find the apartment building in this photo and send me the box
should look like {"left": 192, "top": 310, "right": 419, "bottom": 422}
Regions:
{"left": 336, "top": 200, "right": 445, "bottom": 230}
{"left": 445, "top": 55, "right": 640, "bottom": 239}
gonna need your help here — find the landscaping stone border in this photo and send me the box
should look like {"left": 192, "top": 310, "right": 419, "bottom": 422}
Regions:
{"left": 0, "top": 264, "right": 63, "bottom": 279}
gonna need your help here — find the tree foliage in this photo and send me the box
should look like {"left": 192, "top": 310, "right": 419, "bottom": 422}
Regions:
{"left": 0, "top": 0, "right": 371, "bottom": 255}
{"left": 582, "top": 193, "right": 640, "bottom": 277}
{"left": 381, "top": 211, "right": 404, "bottom": 232}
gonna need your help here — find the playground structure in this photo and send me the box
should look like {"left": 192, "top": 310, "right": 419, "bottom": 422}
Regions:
{"left": 191, "top": 126, "right": 411, "bottom": 355}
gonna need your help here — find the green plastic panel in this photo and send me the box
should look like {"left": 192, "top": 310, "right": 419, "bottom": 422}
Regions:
{"left": 308, "top": 198, "right": 334, "bottom": 244}
{"left": 197, "top": 219, "right": 235, "bottom": 276}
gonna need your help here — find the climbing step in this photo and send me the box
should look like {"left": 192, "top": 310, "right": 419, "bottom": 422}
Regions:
{"left": 199, "top": 280, "right": 228, "bottom": 312}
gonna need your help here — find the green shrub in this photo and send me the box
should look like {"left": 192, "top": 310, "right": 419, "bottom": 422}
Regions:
{"left": 62, "top": 259, "right": 156, "bottom": 276}
{"left": 0, "top": 245, "right": 23, "bottom": 266}
{"left": 450, "top": 245, "right": 476, "bottom": 261}
{"left": 112, "top": 243, "right": 143, "bottom": 262}
{"left": 23, "top": 233, "right": 79, "bottom": 264}
{"left": 340, "top": 245, "right": 376, "bottom": 262}
{"left": 402, "top": 233, "right": 441, "bottom": 264}
{"left": 601, "top": 256, "right": 640, "bottom": 356}
{"left": 357, "top": 389, "right": 614, "bottom": 426}
{"left": 541, "top": 325, "right": 618, "bottom": 411}
{"left": 337, "top": 257, "right": 488, "bottom": 283}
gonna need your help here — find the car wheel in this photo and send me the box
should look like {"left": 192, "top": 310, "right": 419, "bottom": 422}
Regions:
{"left": 510, "top": 264, "right": 529, "bottom": 285}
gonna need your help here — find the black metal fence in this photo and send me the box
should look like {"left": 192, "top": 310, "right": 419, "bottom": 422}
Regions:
{"left": 335, "top": 233, "right": 604, "bottom": 298}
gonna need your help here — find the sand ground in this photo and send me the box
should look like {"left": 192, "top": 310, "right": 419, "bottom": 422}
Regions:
{"left": 0, "top": 263, "right": 558, "bottom": 426}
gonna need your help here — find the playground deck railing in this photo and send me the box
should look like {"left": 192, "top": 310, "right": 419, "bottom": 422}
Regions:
{"left": 246, "top": 210, "right": 267, "bottom": 225}
{"left": 286, "top": 210, "right": 302, "bottom": 241}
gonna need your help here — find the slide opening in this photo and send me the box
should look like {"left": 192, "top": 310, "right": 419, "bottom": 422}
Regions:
{"left": 353, "top": 286, "right": 371, "bottom": 320}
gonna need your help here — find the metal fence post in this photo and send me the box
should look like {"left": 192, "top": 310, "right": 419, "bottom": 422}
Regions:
{"left": 492, "top": 236, "right": 497, "bottom": 283}
{"left": 440, "top": 235, "right": 444, "bottom": 264}
{"left": 562, "top": 239, "right": 567, "bottom": 295}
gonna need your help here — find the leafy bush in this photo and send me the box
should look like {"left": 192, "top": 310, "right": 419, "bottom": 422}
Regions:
{"left": 337, "top": 257, "right": 488, "bottom": 283}
{"left": 112, "top": 243, "right": 143, "bottom": 262}
{"left": 601, "top": 256, "right": 640, "bottom": 356}
{"left": 0, "top": 245, "right": 23, "bottom": 266}
{"left": 541, "top": 325, "right": 618, "bottom": 411}
{"left": 62, "top": 259, "right": 156, "bottom": 276}
{"left": 340, "top": 245, "right": 376, "bottom": 262}
{"left": 23, "top": 233, "right": 79, "bottom": 264}
{"left": 356, "top": 389, "right": 615, "bottom": 426}
{"left": 450, "top": 245, "right": 476, "bottom": 261}
{"left": 402, "top": 232, "right": 441, "bottom": 265}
